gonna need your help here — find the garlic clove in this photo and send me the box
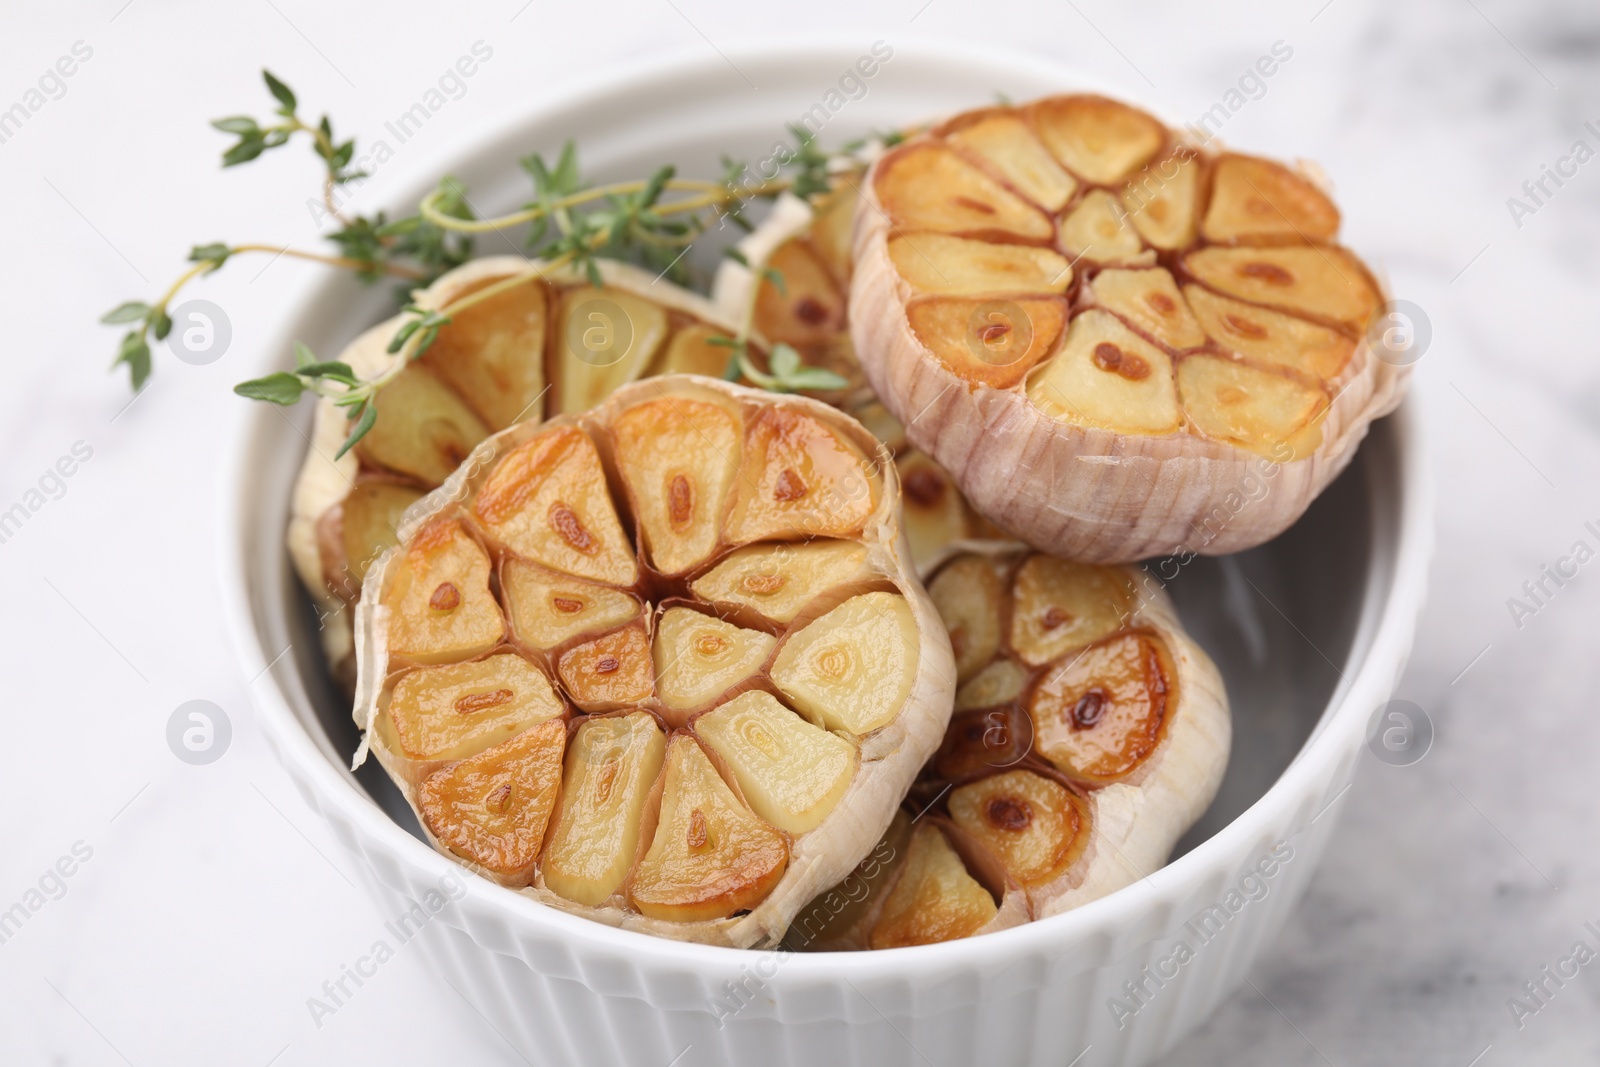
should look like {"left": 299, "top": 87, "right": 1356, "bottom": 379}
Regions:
{"left": 806, "top": 182, "right": 860, "bottom": 288}
{"left": 724, "top": 406, "right": 878, "bottom": 543}
{"left": 1120, "top": 149, "right": 1202, "bottom": 250}
{"left": 953, "top": 659, "right": 1030, "bottom": 713}
{"left": 695, "top": 690, "right": 858, "bottom": 835}
{"left": 328, "top": 480, "right": 425, "bottom": 601}
{"left": 556, "top": 621, "right": 655, "bottom": 713}
{"left": 383, "top": 652, "right": 563, "bottom": 769}
{"left": 355, "top": 366, "right": 488, "bottom": 486}
{"left": 908, "top": 294, "right": 1069, "bottom": 391}
{"left": 609, "top": 392, "right": 740, "bottom": 576}
{"left": 378, "top": 518, "right": 503, "bottom": 666}
{"left": 946, "top": 109, "right": 1077, "bottom": 212}
{"left": 1057, "top": 189, "right": 1153, "bottom": 267}
{"left": 421, "top": 275, "right": 548, "bottom": 431}
{"left": 552, "top": 286, "right": 669, "bottom": 416}
{"left": 869, "top": 822, "right": 997, "bottom": 949}
{"left": 897, "top": 451, "right": 979, "bottom": 570}
{"left": 1183, "top": 284, "right": 1355, "bottom": 380}
{"left": 418, "top": 718, "right": 566, "bottom": 886}
{"left": 934, "top": 702, "right": 1033, "bottom": 781}
{"left": 1028, "top": 630, "right": 1173, "bottom": 786}
{"left": 543, "top": 712, "right": 665, "bottom": 907}
{"left": 1086, "top": 267, "right": 1206, "bottom": 351}
{"left": 653, "top": 608, "right": 775, "bottom": 718}
{"left": 927, "top": 553, "right": 1006, "bottom": 682}
{"left": 771, "top": 591, "right": 920, "bottom": 735}
{"left": 1025, "top": 309, "right": 1181, "bottom": 436}
{"left": 472, "top": 425, "right": 637, "bottom": 587}
{"left": 873, "top": 142, "right": 1053, "bottom": 242}
{"left": 1182, "top": 245, "right": 1379, "bottom": 329}
{"left": 1202, "top": 153, "right": 1340, "bottom": 244}
{"left": 1177, "top": 354, "right": 1329, "bottom": 459}
{"left": 948, "top": 769, "right": 1089, "bottom": 889}
{"left": 628, "top": 736, "right": 789, "bottom": 923}
{"left": 690, "top": 540, "right": 873, "bottom": 625}
{"left": 1008, "top": 554, "right": 1135, "bottom": 667}
{"left": 500, "top": 560, "right": 641, "bottom": 652}
{"left": 650, "top": 323, "right": 737, "bottom": 379}
{"left": 754, "top": 239, "right": 848, "bottom": 347}
{"left": 1027, "top": 94, "right": 1166, "bottom": 186}
{"left": 888, "top": 232, "right": 1072, "bottom": 297}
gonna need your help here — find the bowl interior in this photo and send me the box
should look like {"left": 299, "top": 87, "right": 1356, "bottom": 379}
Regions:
{"left": 239, "top": 41, "right": 1391, "bottom": 885}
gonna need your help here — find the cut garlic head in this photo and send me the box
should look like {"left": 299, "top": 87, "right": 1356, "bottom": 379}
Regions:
{"left": 286, "top": 258, "right": 764, "bottom": 687}
{"left": 851, "top": 94, "right": 1407, "bottom": 562}
{"left": 355, "top": 376, "right": 955, "bottom": 948}
{"left": 786, "top": 543, "right": 1229, "bottom": 950}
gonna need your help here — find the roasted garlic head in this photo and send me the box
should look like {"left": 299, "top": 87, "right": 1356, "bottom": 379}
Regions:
{"left": 851, "top": 94, "right": 1407, "bottom": 562}
{"left": 287, "top": 258, "right": 767, "bottom": 686}
{"left": 786, "top": 545, "right": 1229, "bottom": 950}
{"left": 353, "top": 376, "right": 955, "bottom": 947}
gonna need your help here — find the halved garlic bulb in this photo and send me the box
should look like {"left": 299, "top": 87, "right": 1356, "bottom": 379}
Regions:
{"left": 784, "top": 543, "right": 1229, "bottom": 949}
{"left": 850, "top": 94, "right": 1408, "bottom": 562}
{"left": 287, "top": 258, "right": 765, "bottom": 686}
{"left": 354, "top": 376, "right": 955, "bottom": 948}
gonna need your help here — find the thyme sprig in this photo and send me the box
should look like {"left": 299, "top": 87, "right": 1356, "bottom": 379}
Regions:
{"left": 104, "top": 69, "right": 870, "bottom": 452}
{"left": 100, "top": 239, "right": 424, "bottom": 389}
{"left": 213, "top": 70, "right": 362, "bottom": 223}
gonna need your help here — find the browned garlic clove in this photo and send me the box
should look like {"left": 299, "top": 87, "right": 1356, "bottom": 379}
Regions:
{"left": 417, "top": 717, "right": 567, "bottom": 886}
{"left": 628, "top": 735, "right": 790, "bottom": 923}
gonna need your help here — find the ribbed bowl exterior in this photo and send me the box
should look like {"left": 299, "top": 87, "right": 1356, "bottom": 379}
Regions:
{"left": 222, "top": 42, "right": 1433, "bottom": 1067}
{"left": 266, "top": 719, "right": 1380, "bottom": 1067}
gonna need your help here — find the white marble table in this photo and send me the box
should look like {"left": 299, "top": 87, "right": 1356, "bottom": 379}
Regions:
{"left": 1, "top": 1, "right": 1592, "bottom": 1063}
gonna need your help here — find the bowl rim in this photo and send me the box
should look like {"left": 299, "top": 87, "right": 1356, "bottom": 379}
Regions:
{"left": 218, "top": 37, "right": 1435, "bottom": 982}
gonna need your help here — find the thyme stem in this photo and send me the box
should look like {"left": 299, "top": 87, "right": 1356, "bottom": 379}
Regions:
{"left": 416, "top": 176, "right": 791, "bottom": 235}
{"left": 226, "top": 244, "right": 426, "bottom": 279}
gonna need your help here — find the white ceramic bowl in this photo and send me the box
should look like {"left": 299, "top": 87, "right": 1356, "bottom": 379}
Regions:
{"left": 220, "top": 41, "right": 1433, "bottom": 1067}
